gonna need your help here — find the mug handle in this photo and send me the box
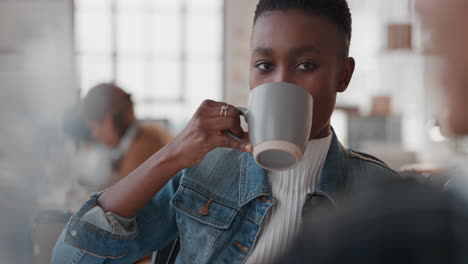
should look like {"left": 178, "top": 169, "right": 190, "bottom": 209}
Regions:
{"left": 223, "top": 107, "right": 248, "bottom": 142}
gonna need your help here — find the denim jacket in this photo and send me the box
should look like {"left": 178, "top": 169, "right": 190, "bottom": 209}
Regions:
{"left": 52, "top": 132, "right": 399, "bottom": 264}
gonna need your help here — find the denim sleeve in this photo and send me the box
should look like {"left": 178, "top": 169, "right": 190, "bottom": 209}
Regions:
{"left": 52, "top": 172, "right": 183, "bottom": 264}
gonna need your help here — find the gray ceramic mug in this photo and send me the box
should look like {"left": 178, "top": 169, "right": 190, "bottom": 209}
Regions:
{"left": 228, "top": 82, "right": 313, "bottom": 171}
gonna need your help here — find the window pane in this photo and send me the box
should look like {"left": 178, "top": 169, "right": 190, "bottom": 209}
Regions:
{"left": 187, "top": 60, "right": 222, "bottom": 102}
{"left": 147, "top": 60, "right": 182, "bottom": 100}
{"left": 154, "top": 0, "right": 182, "bottom": 12}
{"left": 75, "top": 11, "right": 111, "bottom": 53}
{"left": 75, "top": 0, "right": 110, "bottom": 10}
{"left": 187, "top": 0, "right": 223, "bottom": 14}
{"left": 186, "top": 14, "right": 222, "bottom": 56}
{"left": 116, "top": 0, "right": 147, "bottom": 11}
{"left": 153, "top": 14, "right": 181, "bottom": 55}
{"left": 78, "top": 55, "right": 112, "bottom": 96}
{"left": 116, "top": 58, "right": 146, "bottom": 102}
{"left": 117, "top": 14, "right": 147, "bottom": 54}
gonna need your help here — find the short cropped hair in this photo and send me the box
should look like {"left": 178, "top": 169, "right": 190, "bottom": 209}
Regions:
{"left": 254, "top": 0, "right": 352, "bottom": 56}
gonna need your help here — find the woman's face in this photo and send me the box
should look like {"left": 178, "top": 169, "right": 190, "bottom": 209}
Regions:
{"left": 88, "top": 113, "right": 120, "bottom": 148}
{"left": 417, "top": 0, "right": 468, "bottom": 135}
{"left": 249, "top": 10, "right": 354, "bottom": 139}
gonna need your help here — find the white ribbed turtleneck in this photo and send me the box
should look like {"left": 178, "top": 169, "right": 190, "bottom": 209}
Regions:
{"left": 245, "top": 134, "right": 332, "bottom": 264}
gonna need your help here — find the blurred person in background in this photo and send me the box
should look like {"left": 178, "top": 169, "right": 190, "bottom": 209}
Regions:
{"left": 62, "top": 83, "right": 173, "bottom": 209}
{"left": 66, "top": 83, "right": 173, "bottom": 264}
{"left": 275, "top": 1, "right": 468, "bottom": 263}
{"left": 79, "top": 83, "right": 172, "bottom": 184}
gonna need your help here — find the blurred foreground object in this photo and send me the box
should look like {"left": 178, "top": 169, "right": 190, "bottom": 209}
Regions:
{"left": 277, "top": 178, "right": 468, "bottom": 264}
{"left": 416, "top": 0, "right": 468, "bottom": 135}
{"left": 31, "top": 211, "right": 72, "bottom": 264}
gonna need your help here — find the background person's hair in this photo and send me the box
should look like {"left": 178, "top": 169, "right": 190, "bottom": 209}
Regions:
{"left": 254, "top": 0, "right": 352, "bottom": 57}
{"left": 81, "top": 83, "right": 135, "bottom": 137}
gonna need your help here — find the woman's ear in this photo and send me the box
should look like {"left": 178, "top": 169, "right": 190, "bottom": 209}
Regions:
{"left": 337, "top": 57, "right": 355, "bottom": 93}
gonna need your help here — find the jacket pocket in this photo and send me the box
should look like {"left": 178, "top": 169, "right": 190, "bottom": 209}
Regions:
{"left": 171, "top": 186, "right": 237, "bottom": 229}
{"left": 170, "top": 185, "right": 238, "bottom": 263}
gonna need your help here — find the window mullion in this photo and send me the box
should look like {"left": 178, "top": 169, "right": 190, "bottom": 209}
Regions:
{"left": 144, "top": 0, "right": 153, "bottom": 104}
{"left": 179, "top": 0, "right": 187, "bottom": 103}
{"left": 110, "top": 0, "right": 118, "bottom": 83}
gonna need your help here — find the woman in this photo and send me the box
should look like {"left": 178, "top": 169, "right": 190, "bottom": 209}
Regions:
{"left": 52, "top": 1, "right": 397, "bottom": 263}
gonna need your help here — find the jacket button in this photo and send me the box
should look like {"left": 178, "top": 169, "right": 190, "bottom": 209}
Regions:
{"left": 260, "top": 196, "right": 272, "bottom": 203}
{"left": 199, "top": 204, "right": 210, "bottom": 216}
{"left": 70, "top": 230, "right": 77, "bottom": 237}
{"left": 199, "top": 198, "right": 214, "bottom": 216}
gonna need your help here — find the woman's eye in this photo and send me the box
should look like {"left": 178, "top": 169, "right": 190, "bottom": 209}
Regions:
{"left": 256, "top": 62, "right": 274, "bottom": 70}
{"left": 296, "top": 62, "right": 317, "bottom": 71}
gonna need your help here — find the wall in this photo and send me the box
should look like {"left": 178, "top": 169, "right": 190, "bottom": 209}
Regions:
{"left": 223, "top": 0, "right": 257, "bottom": 106}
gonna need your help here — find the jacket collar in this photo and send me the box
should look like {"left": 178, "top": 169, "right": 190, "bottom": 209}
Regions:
{"left": 238, "top": 152, "right": 271, "bottom": 206}
{"left": 314, "top": 129, "right": 349, "bottom": 206}
{"left": 238, "top": 128, "right": 349, "bottom": 206}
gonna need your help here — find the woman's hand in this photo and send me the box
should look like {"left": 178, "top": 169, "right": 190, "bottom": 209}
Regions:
{"left": 97, "top": 99, "right": 252, "bottom": 218}
{"left": 164, "top": 100, "right": 252, "bottom": 169}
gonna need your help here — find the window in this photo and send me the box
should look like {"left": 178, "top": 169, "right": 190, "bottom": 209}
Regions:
{"left": 75, "top": 0, "right": 223, "bottom": 125}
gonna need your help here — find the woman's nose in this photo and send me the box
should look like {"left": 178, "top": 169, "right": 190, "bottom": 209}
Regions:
{"left": 272, "top": 67, "right": 293, "bottom": 83}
